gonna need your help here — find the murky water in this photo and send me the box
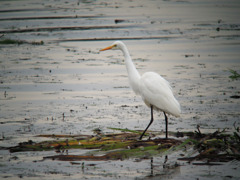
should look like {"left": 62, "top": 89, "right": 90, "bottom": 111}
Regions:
{"left": 0, "top": 0, "right": 240, "bottom": 179}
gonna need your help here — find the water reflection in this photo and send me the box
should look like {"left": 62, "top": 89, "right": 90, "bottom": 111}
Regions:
{"left": 147, "top": 155, "right": 180, "bottom": 179}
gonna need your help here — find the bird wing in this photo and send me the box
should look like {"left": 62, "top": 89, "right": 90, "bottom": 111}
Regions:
{"left": 139, "top": 72, "right": 180, "bottom": 117}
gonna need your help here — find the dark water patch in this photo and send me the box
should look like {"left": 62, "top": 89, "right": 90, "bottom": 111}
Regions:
{"left": 54, "top": 36, "right": 177, "bottom": 42}
{"left": 114, "top": 19, "right": 128, "bottom": 24}
{"left": 230, "top": 95, "right": 240, "bottom": 99}
{"left": 0, "top": 15, "right": 102, "bottom": 21}
{"left": 0, "top": 8, "right": 55, "bottom": 13}
{"left": 0, "top": 25, "right": 138, "bottom": 34}
{"left": 216, "top": 24, "right": 240, "bottom": 31}
{"left": 209, "top": 34, "right": 240, "bottom": 39}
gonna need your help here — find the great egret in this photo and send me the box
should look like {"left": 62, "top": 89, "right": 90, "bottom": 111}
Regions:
{"left": 100, "top": 41, "right": 180, "bottom": 139}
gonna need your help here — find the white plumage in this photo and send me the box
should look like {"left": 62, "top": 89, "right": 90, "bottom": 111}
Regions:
{"left": 100, "top": 41, "right": 180, "bottom": 139}
{"left": 139, "top": 72, "right": 180, "bottom": 117}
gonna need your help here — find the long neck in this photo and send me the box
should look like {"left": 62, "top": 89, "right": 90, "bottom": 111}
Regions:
{"left": 120, "top": 45, "right": 141, "bottom": 94}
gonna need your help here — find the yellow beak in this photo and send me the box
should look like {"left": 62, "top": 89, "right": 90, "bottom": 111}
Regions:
{"left": 99, "top": 45, "right": 114, "bottom": 51}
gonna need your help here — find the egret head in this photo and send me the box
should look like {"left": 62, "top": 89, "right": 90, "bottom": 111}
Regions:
{"left": 100, "top": 41, "right": 124, "bottom": 51}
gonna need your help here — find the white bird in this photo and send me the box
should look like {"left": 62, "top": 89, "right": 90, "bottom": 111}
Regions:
{"left": 100, "top": 41, "right": 180, "bottom": 140}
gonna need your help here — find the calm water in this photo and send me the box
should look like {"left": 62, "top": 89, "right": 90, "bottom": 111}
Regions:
{"left": 0, "top": 0, "right": 240, "bottom": 179}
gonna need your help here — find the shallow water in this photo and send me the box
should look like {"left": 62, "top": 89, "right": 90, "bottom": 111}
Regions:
{"left": 0, "top": 0, "right": 240, "bottom": 179}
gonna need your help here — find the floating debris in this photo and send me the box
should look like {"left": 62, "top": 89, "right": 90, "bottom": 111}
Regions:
{"left": 5, "top": 127, "right": 240, "bottom": 163}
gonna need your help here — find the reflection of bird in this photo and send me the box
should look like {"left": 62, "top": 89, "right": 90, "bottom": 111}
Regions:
{"left": 100, "top": 41, "right": 180, "bottom": 139}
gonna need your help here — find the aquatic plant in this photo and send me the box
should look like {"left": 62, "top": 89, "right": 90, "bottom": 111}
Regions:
{"left": 5, "top": 127, "right": 240, "bottom": 163}
{"left": 0, "top": 38, "right": 44, "bottom": 45}
{"left": 0, "top": 39, "right": 24, "bottom": 45}
{"left": 228, "top": 69, "right": 240, "bottom": 80}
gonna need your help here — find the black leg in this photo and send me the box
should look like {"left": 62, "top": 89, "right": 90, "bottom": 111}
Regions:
{"left": 164, "top": 112, "right": 168, "bottom": 139}
{"left": 139, "top": 105, "right": 154, "bottom": 140}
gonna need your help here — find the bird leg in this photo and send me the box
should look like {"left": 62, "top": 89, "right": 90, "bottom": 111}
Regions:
{"left": 139, "top": 105, "right": 154, "bottom": 140}
{"left": 164, "top": 112, "right": 168, "bottom": 139}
